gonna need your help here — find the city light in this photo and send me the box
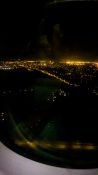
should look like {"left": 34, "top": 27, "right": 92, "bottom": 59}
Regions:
{"left": 0, "top": 59, "right": 98, "bottom": 94}
{"left": 63, "top": 61, "right": 94, "bottom": 66}
{"left": 95, "top": 62, "right": 98, "bottom": 68}
{"left": 0, "top": 59, "right": 97, "bottom": 70}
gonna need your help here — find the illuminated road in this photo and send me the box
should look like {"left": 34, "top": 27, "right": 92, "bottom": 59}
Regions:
{"left": 32, "top": 68, "right": 80, "bottom": 87}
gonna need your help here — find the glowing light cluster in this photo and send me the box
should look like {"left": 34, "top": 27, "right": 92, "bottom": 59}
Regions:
{"left": 95, "top": 62, "right": 98, "bottom": 68}
{"left": 65, "top": 61, "right": 92, "bottom": 66}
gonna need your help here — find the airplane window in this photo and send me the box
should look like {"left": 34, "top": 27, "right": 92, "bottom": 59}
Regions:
{"left": 0, "top": 1, "right": 98, "bottom": 169}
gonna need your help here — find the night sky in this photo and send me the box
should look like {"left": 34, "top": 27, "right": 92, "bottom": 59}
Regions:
{"left": 0, "top": 1, "right": 98, "bottom": 60}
